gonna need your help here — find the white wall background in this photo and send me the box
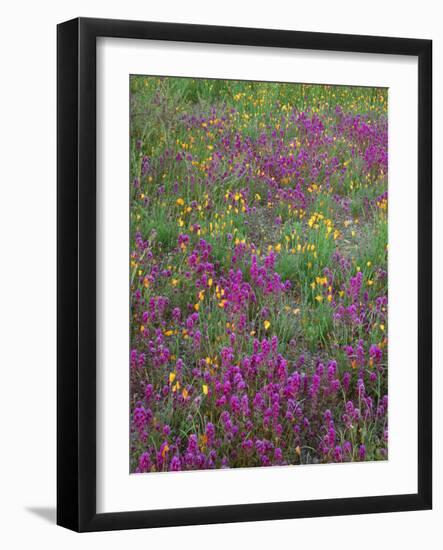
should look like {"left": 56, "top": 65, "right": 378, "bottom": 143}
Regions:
{"left": 0, "top": 0, "right": 440, "bottom": 547}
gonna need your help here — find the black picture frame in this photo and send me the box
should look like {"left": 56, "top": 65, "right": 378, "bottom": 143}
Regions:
{"left": 57, "top": 17, "right": 432, "bottom": 532}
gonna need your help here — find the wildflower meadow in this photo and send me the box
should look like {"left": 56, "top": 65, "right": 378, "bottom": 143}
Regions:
{"left": 130, "top": 76, "right": 388, "bottom": 473}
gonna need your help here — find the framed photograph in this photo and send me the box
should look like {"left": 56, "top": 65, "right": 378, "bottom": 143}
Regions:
{"left": 57, "top": 17, "right": 432, "bottom": 532}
